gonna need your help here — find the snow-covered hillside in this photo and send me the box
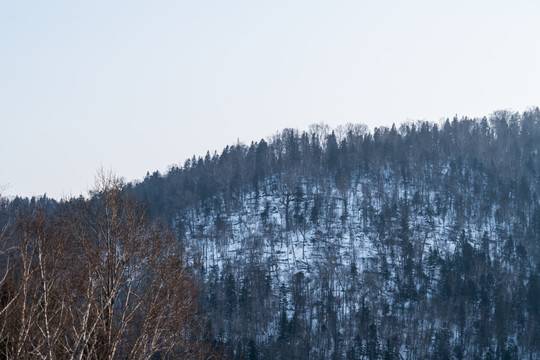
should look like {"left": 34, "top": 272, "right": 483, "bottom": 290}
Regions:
{"left": 134, "top": 112, "right": 540, "bottom": 359}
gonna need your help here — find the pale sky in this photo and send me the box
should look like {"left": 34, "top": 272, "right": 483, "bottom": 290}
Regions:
{"left": 1, "top": 1, "right": 539, "bottom": 199}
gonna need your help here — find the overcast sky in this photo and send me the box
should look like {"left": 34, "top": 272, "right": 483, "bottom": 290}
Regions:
{"left": 1, "top": 1, "right": 539, "bottom": 199}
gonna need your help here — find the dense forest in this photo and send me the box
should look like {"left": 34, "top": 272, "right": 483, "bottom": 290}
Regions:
{"left": 130, "top": 108, "right": 540, "bottom": 359}
{"left": 3, "top": 108, "right": 540, "bottom": 359}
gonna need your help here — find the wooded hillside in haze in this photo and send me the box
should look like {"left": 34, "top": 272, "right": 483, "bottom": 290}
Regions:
{"left": 131, "top": 108, "right": 540, "bottom": 359}
{"left": 4, "top": 108, "right": 540, "bottom": 359}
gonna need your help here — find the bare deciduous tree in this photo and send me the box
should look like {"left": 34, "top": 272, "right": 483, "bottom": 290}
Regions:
{"left": 0, "top": 172, "right": 219, "bottom": 360}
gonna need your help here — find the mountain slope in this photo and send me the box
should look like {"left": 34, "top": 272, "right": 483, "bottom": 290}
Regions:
{"left": 131, "top": 109, "right": 540, "bottom": 359}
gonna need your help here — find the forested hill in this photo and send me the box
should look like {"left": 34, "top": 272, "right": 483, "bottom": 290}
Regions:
{"left": 131, "top": 109, "right": 540, "bottom": 359}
